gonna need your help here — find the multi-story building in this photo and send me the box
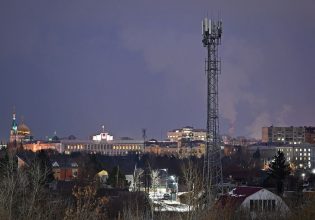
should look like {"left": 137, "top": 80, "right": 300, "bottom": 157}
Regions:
{"left": 62, "top": 139, "right": 144, "bottom": 155}
{"left": 222, "top": 135, "right": 258, "bottom": 146}
{"left": 249, "top": 143, "right": 315, "bottom": 171}
{"left": 23, "top": 138, "right": 144, "bottom": 156}
{"left": 276, "top": 144, "right": 315, "bottom": 170}
{"left": 262, "top": 126, "right": 315, "bottom": 144}
{"left": 167, "top": 126, "right": 206, "bottom": 142}
{"left": 144, "top": 139, "right": 205, "bottom": 158}
{"left": 24, "top": 141, "right": 63, "bottom": 153}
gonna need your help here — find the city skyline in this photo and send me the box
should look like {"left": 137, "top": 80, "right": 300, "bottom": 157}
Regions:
{"left": 1, "top": 0, "right": 315, "bottom": 140}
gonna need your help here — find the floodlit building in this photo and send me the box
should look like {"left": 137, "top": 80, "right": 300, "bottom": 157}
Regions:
{"left": 167, "top": 126, "right": 206, "bottom": 142}
{"left": 23, "top": 141, "right": 63, "bottom": 153}
{"left": 9, "top": 111, "right": 32, "bottom": 143}
{"left": 62, "top": 139, "right": 143, "bottom": 156}
{"left": 276, "top": 144, "right": 315, "bottom": 170}
{"left": 92, "top": 132, "right": 113, "bottom": 141}
{"left": 262, "top": 126, "right": 315, "bottom": 144}
{"left": 249, "top": 143, "right": 315, "bottom": 171}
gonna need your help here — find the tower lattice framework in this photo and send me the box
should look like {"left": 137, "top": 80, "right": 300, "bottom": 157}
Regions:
{"left": 202, "top": 18, "right": 223, "bottom": 205}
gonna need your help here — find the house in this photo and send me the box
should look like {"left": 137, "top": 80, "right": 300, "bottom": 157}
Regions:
{"left": 96, "top": 170, "right": 109, "bottom": 187}
{"left": 16, "top": 151, "right": 35, "bottom": 169}
{"left": 51, "top": 158, "right": 79, "bottom": 181}
{"left": 218, "top": 186, "right": 289, "bottom": 217}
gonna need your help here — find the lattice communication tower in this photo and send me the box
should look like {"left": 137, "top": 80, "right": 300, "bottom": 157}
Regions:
{"left": 201, "top": 17, "right": 223, "bottom": 204}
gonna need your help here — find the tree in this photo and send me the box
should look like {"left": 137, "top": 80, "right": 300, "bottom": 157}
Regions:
{"left": 267, "top": 150, "right": 291, "bottom": 195}
{"left": 150, "top": 170, "right": 159, "bottom": 197}
{"left": 253, "top": 148, "right": 260, "bottom": 159}
{"left": 107, "top": 166, "right": 129, "bottom": 189}
{"left": 180, "top": 158, "right": 203, "bottom": 220}
{"left": 35, "top": 150, "right": 54, "bottom": 184}
{"left": 64, "top": 185, "right": 108, "bottom": 220}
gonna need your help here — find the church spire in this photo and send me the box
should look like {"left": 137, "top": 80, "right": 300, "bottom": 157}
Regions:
{"left": 9, "top": 107, "right": 18, "bottom": 143}
{"left": 11, "top": 108, "right": 17, "bottom": 134}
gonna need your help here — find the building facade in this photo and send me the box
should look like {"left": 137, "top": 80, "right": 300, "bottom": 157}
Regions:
{"left": 276, "top": 144, "right": 315, "bottom": 171}
{"left": 249, "top": 143, "right": 315, "bottom": 171}
{"left": 262, "top": 126, "right": 315, "bottom": 144}
{"left": 218, "top": 186, "right": 289, "bottom": 217}
{"left": 24, "top": 141, "right": 63, "bottom": 153}
{"left": 167, "top": 126, "right": 206, "bottom": 142}
{"left": 62, "top": 139, "right": 144, "bottom": 155}
{"left": 9, "top": 111, "right": 32, "bottom": 143}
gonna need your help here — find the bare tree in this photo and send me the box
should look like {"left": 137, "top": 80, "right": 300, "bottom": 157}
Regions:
{"left": 64, "top": 185, "right": 108, "bottom": 220}
{"left": 181, "top": 159, "right": 203, "bottom": 220}
{"left": 0, "top": 154, "right": 65, "bottom": 220}
{"left": 133, "top": 167, "right": 144, "bottom": 192}
{"left": 151, "top": 169, "right": 160, "bottom": 198}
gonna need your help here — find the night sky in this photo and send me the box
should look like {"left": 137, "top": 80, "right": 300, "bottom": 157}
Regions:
{"left": 1, "top": 0, "right": 315, "bottom": 141}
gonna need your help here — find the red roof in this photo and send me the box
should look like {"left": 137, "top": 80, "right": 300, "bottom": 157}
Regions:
{"left": 231, "top": 186, "right": 262, "bottom": 197}
{"left": 217, "top": 186, "right": 262, "bottom": 209}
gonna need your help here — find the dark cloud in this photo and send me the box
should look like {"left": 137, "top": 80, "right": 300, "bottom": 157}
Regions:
{"left": 1, "top": 0, "right": 315, "bottom": 140}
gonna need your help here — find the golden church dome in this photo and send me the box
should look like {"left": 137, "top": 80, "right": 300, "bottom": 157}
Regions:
{"left": 17, "top": 123, "right": 31, "bottom": 134}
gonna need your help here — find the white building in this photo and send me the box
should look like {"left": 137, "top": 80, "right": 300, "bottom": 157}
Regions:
{"left": 62, "top": 139, "right": 144, "bottom": 156}
{"left": 92, "top": 132, "right": 113, "bottom": 141}
{"left": 218, "top": 186, "right": 289, "bottom": 217}
{"left": 277, "top": 144, "right": 315, "bottom": 170}
{"left": 167, "top": 126, "right": 206, "bottom": 142}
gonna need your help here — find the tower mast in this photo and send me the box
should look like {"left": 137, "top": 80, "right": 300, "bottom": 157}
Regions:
{"left": 201, "top": 17, "right": 223, "bottom": 205}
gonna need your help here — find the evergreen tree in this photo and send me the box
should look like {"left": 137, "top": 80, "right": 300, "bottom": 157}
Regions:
{"left": 107, "top": 166, "right": 129, "bottom": 189}
{"left": 253, "top": 148, "right": 261, "bottom": 159}
{"left": 35, "top": 150, "right": 54, "bottom": 184}
{"left": 267, "top": 150, "right": 291, "bottom": 195}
